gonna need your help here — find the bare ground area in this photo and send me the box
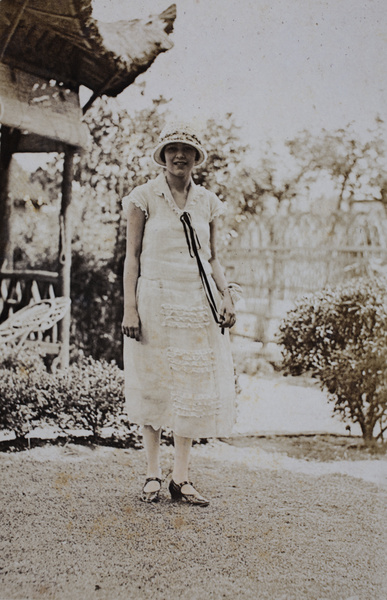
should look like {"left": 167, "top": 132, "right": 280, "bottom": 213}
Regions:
{"left": 223, "top": 433, "right": 387, "bottom": 462}
{"left": 1, "top": 437, "right": 387, "bottom": 600}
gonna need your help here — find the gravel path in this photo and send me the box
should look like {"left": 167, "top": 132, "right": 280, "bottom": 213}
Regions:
{"left": 1, "top": 443, "right": 386, "bottom": 600}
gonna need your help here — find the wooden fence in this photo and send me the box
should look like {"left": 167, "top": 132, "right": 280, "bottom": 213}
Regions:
{"left": 223, "top": 246, "right": 387, "bottom": 344}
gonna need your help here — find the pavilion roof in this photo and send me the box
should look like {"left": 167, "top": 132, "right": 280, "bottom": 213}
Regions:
{"left": 0, "top": 0, "right": 176, "bottom": 98}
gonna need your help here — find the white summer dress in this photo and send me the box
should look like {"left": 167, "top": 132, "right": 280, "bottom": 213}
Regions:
{"left": 122, "top": 172, "right": 236, "bottom": 439}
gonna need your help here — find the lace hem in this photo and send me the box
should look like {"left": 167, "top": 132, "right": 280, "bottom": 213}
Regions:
{"left": 161, "top": 304, "right": 210, "bottom": 328}
{"left": 122, "top": 195, "right": 148, "bottom": 219}
{"left": 172, "top": 392, "right": 221, "bottom": 417}
{"left": 167, "top": 348, "right": 213, "bottom": 373}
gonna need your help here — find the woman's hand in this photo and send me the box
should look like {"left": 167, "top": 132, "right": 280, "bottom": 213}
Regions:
{"left": 218, "top": 290, "right": 236, "bottom": 329}
{"left": 122, "top": 307, "right": 141, "bottom": 341}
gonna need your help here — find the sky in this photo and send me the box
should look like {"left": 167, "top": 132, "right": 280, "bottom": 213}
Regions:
{"left": 91, "top": 0, "right": 387, "bottom": 158}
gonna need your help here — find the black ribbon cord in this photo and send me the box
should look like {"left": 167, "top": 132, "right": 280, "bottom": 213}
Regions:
{"left": 180, "top": 212, "right": 224, "bottom": 334}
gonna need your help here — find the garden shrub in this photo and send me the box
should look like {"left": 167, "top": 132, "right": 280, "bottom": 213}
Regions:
{"left": 61, "top": 354, "right": 125, "bottom": 437}
{"left": 0, "top": 346, "right": 46, "bottom": 373}
{"left": 278, "top": 277, "right": 387, "bottom": 442}
{"left": 0, "top": 349, "right": 141, "bottom": 446}
{"left": 0, "top": 347, "right": 55, "bottom": 438}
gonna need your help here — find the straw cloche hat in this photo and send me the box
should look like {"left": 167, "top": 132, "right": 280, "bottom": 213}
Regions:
{"left": 152, "top": 121, "right": 207, "bottom": 167}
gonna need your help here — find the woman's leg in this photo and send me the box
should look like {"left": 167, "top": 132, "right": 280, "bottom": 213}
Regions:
{"left": 171, "top": 433, "right": 209, "bottom": 504}
{"left": 172, "top": 434, "right": 193, "bottom": 483}
{"left": 142, "top": 425, "right": 162, "bottom": 492}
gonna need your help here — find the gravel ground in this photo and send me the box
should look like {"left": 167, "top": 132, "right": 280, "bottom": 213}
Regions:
{"left": 1, "top": 441, "right": 386, "bottom": 600}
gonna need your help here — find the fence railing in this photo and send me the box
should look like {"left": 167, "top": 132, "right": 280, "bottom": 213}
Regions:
{"left": 224, "top": 246, "right": 387, "bottom": 343}
{"left": 224, "top": 246, "right": 387, "bottom": 299}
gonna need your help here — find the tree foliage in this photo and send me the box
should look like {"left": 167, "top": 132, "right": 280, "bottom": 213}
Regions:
{"left": 231, "top": 119, "right": 387, "bottom": 250}
{"left": 286, "top": 120, "right": 387, "bottom": 211}
{"left": 247, "top": 119, "right": 387, "bottom": 217}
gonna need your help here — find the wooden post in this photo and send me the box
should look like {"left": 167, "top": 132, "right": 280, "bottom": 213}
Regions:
{"left": 0, "top": 126, "right": 20, "bottom": 269}
{"left": 58, "top": 146, "right": 75, "bottom": 369}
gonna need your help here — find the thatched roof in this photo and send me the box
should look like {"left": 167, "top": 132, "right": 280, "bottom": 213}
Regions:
{"left": 0, "top": 0, "right": 176, "bottom": 98}
{"left": 0, "top": 0, "right": 176, "bottom": 149}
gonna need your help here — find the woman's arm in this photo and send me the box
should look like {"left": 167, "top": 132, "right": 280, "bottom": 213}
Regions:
{"left": 209, "top": 218, "right": 236, "bottom": 329}
{"left": 121, "top": 203, "right": 146, "bottom": 341}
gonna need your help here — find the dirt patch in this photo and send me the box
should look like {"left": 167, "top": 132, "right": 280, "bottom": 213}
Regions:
{"left": 223, "top": 433, "right": 387, "bottom": 462}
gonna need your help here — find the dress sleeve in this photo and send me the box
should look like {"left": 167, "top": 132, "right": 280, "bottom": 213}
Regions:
{"left": 209, "top": 192, "right": 226, "bottom": 222}
{"left": 122, "top": 187, "right": 149, "bottom": 219}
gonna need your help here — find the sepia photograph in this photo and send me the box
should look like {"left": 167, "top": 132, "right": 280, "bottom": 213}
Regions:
{"left": 0, "top": 1, "right": 386, "bottom": 598}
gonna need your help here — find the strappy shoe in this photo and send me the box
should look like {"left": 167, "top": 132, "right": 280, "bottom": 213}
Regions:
{"left": 141, "top": 477, "right": 162, "bottom": 503}
{"left": 169, "top": 480, "right": 210, "bottom": 507}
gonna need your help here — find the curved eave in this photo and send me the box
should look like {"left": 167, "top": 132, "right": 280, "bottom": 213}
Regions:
{"left": 0, "top": 0, "right": 176, "bottom": 96}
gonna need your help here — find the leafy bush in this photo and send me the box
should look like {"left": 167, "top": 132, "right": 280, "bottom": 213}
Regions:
{"left": 0, "top": 348, "right": 55, "bottom": 438}
{"left": 278, "top": 277, "right": 387, "bottom": 441}
{"left": 59, "top": 354, "right": 125, "bottom": 437}
{"left": 0, "top": 349, "right": 141, "bottom": 445}
{"left": 0, "top": 346, "right": 46, "bottom": 372}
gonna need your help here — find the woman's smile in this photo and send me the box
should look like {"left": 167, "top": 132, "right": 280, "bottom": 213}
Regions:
{"left": 164, "top": 143, "right": 197, "bottom": 175}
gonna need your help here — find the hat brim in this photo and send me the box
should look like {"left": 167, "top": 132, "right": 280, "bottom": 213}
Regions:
{"left": 152, "top": 140, "right": 207, "bottom": 167}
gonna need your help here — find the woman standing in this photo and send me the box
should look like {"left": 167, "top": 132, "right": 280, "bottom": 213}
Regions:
{"left": 121, "top": 123, "right": 238, "bottom": 506}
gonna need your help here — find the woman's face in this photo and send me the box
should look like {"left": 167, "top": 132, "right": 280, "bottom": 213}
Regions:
{"left": 164, "top": 142, "right": 197, "bottom": 177}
